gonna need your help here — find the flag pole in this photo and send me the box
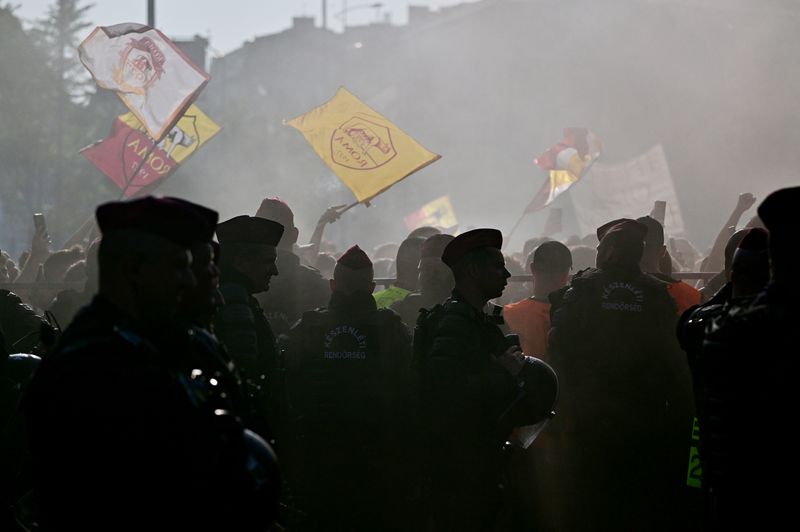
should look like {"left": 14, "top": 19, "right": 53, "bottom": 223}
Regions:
{"left": 60, "top": 135, "right": 160, "bottom": 249}
{"left": 503, "top": 211, "right": 529, "bottom": 250}
{"left": 504, "top": 153, "right": 600, "bottom": 250}
{"left": 119, "top": 138, "right": 159, "bottom": 199}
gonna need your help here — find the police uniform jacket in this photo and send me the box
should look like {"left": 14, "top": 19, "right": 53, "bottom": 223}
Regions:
{"left": 701, "top": 282, "right": 800, "bottom": 529}
{"left": 23, "top": 296, "right": 268, "bottom": 531}
{"left": 285, "top": 290, "right": 415, "bottom": 517}
{"left": 416, "top": 291, "right": 546, "bottom": 489}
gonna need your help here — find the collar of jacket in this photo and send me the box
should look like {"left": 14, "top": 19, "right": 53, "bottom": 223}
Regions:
{"left": 329, "top": 290, "right": 378, "bottom": 312}
{"left": 219, "top": 268, "right": 256, "bottom": 294}
{"left": 446, "top": 290, "right": 491, "bottom": 322}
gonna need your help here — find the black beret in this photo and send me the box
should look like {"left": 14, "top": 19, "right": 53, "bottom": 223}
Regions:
{"left": 757, "top": 187, "right": 800, "bottom": 236}
{"left": 96, "top": 196, "right": 218, "bottom": 248}
{"left": 216, "top": 215, "right": 284, "bottom": 246}
{"left": 442, "top": 228, "right": 502, "bottom": 268}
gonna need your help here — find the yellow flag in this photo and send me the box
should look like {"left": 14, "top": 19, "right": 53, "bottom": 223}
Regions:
{"left": 404, "top": 196, "right": 458, "bottom": 230}
{"left": 118, "top": 104, "right": 221, "bottom": 164}
{"left": 287, "top": 87, "right": 441, "bottom": 202}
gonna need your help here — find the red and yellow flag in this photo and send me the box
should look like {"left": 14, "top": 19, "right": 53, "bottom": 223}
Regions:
{"left": 525, "top": 128, "right": 602, "bottom": 213}
{"left": 404, "top": 196, "right": 458, "bottom": 231}
{"left": 81, "top": 104, "right": 220, "bottom": 197}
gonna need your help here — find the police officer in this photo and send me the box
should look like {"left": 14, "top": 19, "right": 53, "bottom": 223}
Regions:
{"left": 284, "top": 245, "right": 415, "bottom": 531}
{"left": 415, "top": 229, "right": 557, "bottom": 532}
{"left": 676, "top": 227, "right": 769, "bottom": 529}
{"left": 214, "top": 215, "right": 285, "bottom": 443}
{"left": 702, "top": 187, "right": 800, "bottom": 530}
{"left": 547, "top": 218, "right": 694, "bottom": 531}
{"left": 24, "top": 197, "right": 279, "bottom": 531}
{"left": 254, "top": 198, "right": 329, "bottom": 337}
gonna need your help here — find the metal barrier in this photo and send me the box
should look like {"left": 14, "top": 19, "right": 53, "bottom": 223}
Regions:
{"left": 373, "top": 271, "right": 719, "bottom": 288}
{"left": 1, "top": 282, "right": 84, "bottom": 290}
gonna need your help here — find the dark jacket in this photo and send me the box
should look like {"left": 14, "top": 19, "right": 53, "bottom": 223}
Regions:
{"left": 285, "top": 290, "right": 414, "bottom": 530}
{"left": 0, "top": 289, "right": 47, "bottom": 355}
{"left": 546, "top": 266, "right": 695, "bottom": 530}
{"left": 24, "top": 296, "right": 273, "bottom": 531}
{"left": 256, "top": 249, "right": 329, "bottom": 337}
{"left": 701, "top": 282, "right": 800, "bottom": 530}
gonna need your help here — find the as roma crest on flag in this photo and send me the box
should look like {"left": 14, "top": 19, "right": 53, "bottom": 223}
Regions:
{"left": 79, "top": 23, "right": 209, "bottom": 141}
{"left": 81, "top": 105, "right": 221, "bottom": 197}
{"left": 287, "top": 87, "right": 440, "bottom": 203}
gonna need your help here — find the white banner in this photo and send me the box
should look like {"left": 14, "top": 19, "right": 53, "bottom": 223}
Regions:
{"left": 569, "top": 144, "right": 685, "bottom": 238}
{"left": 79, "top": 23, "right": 209, "bottom": 141}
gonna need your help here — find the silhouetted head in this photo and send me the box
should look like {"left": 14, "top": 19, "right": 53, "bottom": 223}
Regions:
{"left": 419, "top": 234, "right": 455, "bottom": 299}
{"left": 596, "top": 219, "right": 647, "bottom": 270}
{"left": 757, "top": 187, "right": 800, "bottom": 284}
{"left": 394, "top": 237, "right": 424, "bottom": 291}
{"left": 217, "top": 215, "right": 283, "bottom": 295}
{"left": 256, "top": 197, "right": 298, "bottom": 251}
{"left": 96, "top": 196, "right": 215, "bottom": 326}
{"left": 331, "top": 245, "right": 375, "bottom": 295}
{"left": 730, "top": 228, "right": 770, "bottom": 298}
{"left": 443, "top": 229, "right": 509, "bottom": 305}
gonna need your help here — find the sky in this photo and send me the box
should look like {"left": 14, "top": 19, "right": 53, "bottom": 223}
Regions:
{"left": 12, "top": 0, "right": 479, "bottom": 55}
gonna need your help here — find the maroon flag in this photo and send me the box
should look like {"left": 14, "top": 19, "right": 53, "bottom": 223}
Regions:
{"left": 81, "top": 118, "right": 176, "bottom": 197}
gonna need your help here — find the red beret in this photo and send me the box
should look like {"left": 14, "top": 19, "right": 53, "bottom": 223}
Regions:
{"left": 442, "top": 228, "right": 502, "bottom": 268}
{"left": 337, "top": 245, "right": 372, "bottom": 270}
{"left": 597, "top": 219, "right": 647, "bottom": 243}
{"left": 255, "top": 197, "right": 294, "bottom": 229}
{"left": 421, "top": 234, "right": 455, "bottom": 259}
{"left": 96, "top": 196, "right": 218, "bottom": 248}
{"left": 216, "top": 215, "right": 284, "bottom": 246}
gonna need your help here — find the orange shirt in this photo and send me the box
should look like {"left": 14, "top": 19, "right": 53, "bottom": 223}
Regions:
{"left": 667, "top": 281, "right": 702, "bottom": 315}
{"left": 503, "top": 298, "right": 551, "bottom": 359}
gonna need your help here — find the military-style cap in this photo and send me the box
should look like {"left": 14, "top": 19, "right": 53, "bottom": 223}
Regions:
{"left": 757, "top": 187, "right": 800, "bottom": 235}
{"left": 337, "top": 245, "right": 372, "bottom": 270}
{"left": 96, "top": 196, "right": 218, "bottom": 248}
{"left": 442, "top": 228, "right": 502, "bottom": 268}
{"left": 255, "top": 197, "right": 294, "bottom": 229}
{"left": 596, "top": 218, "right": 647, "bottom": 243}
{"left": 421, "top": 234, "right": 455, "bottom": 259}
{"left": 216, "top": 215, "right": 284, "bottom": 246}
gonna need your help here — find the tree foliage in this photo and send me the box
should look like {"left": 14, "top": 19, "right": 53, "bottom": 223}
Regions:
{"left": 0, "top": 3, "right": 121, "bottom": 256}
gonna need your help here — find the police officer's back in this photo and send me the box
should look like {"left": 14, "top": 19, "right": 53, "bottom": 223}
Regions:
{"left": 24, "top": 197, "right": 277, "bottom": 531}
{"left": 547, "top": 219, "right": 694, "bottom": 530}
{"left": 285, "top": 246, "right": 414, "bottom": 531}
{"left": 416, "top": 229, "right": 557, "bottom": 532}
{"left": 702, "top": 188, "right": 800, "bottom": 530}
